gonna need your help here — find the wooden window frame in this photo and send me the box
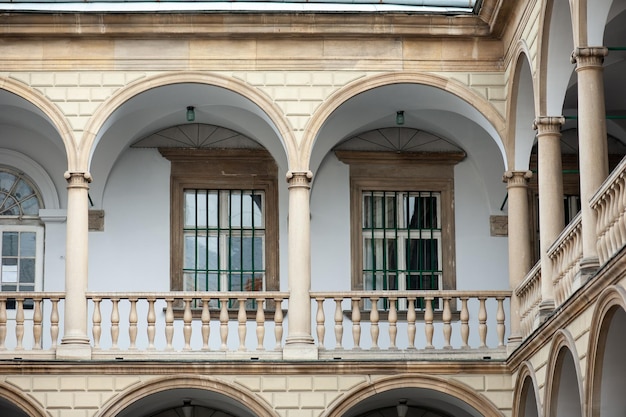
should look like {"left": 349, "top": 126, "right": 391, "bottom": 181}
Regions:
{"left": 336, "top": 150, "right": 464, "bottom": 292}
{"left": 161, "top": 148, "right": 279, "bottom": 293}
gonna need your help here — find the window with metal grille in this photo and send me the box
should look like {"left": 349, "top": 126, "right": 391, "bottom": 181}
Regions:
{"left": 183, "top": 189, "right": 265, "bottom": 306}
{"left": 362, "top": 191, "right": 442, "bottom": 309}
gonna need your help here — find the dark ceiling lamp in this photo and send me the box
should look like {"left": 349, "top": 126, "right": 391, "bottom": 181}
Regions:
{"left": 186, "top": 106, "right": 195, "bottom": 122}
{"left": 181, "top": 399, "right": 194, "bottom": 417}
{"left": 396, "top": 399, "right": 408, "bottom": 417}
{"left": 396, "top": 110, "right": 405, "bottom": 126}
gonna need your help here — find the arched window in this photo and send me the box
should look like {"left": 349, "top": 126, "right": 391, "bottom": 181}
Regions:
{"left": 0, "top": 167, "right": 44, "bottom": 308}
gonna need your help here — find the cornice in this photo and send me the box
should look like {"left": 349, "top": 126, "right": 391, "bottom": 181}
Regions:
{"left": 0, "top": 10, "right": 508, "bottom": 38}
{"left": 0, "top": 359, "right": 509, "bottom": 376}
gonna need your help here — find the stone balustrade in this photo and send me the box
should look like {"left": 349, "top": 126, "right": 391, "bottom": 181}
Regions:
{"left": 548, "top": 214, "right": 583, "bottom": 306}
{"left": 591, "top": 156, "right": 626, "bottom": 265}
{"left": 0, "top": 290, "right": 511, "bottom": 360}
{"left": 515, "top": 262, "right": 542, "bottom": 339}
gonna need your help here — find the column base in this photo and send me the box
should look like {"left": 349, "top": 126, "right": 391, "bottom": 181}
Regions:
{"left": 56, "top": 341, "right": 92, "bottom": 360}
{"left": 575, "top": 256, "right": 600, "bottom": 290}
{"left": 538, "top": 300, "right": 555, "bottom": 324}
{"left": 283, "top": 344, "right": 318, "bottom": 360}
{"left": 506, "top": 334, "right": 522, "bottom": 355}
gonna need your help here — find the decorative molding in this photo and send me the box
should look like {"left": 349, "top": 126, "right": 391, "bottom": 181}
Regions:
{"left": 571, "top": 47, "right": 608, "bottom": 68}
{"left": 503, "top": 171, "right": 532, "bottom": 188}
{"left": 533, "top": 116, "right": 565, "bottom": 134}
{"left": 133, "top": 123, "right": 262, "bottom": 150}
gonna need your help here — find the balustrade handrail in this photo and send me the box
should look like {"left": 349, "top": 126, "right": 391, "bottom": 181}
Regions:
{"left": 590, "top": 153, "right": 626, "bottom": 208}
{"left": 547, "top": 212, "right": 582, "bottom": 259}
{"left": 515, "top": 261, "right": 541, "bottom": 297}
{"left": 310, "top": 290, "right": 512, "bottom": 298}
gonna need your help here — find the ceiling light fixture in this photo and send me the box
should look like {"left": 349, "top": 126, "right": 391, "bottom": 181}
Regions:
{"left": 181, "top": 399, "right": 194, "bottom": 417}
{"left": 186, "top": 106, "right": 195, "bottom": 122}
{"left": 396, "top": 399, "right": 408, "bottom": 417}
{"left": 396, "top": 110, "right": 405, "bottom": 125}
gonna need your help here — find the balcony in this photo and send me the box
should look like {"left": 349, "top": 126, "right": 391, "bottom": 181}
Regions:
{"left": 0, "top": 290, "right": 510, "bottom": 361}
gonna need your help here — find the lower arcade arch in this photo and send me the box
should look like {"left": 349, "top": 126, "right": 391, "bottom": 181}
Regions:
{"left": 587, "top": 286, "right": 626, "bottom": 417}
{"left": 97, "top": 376, "right": 278, "bottom": 417}
{"left": 324, "top": 375, "right": 503, "bottom": 417}
{"left": 0, "top": 384, "right": 48, "bottom": 417}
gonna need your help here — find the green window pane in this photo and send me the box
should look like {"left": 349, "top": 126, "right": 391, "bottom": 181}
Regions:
{"left": 229, "top": 235, "right": 242, "bottom": 271}
{"left": 20, "top": 232, "right": 36, "bottom": 257}
{"left": 2, "top": 232, "right": 18, "bottom": 256}
{"left": 183, "top": 235, "right": 197, "bottom": 269}
{"left": 19, "top": 258, "right": 35, "bottom": 284}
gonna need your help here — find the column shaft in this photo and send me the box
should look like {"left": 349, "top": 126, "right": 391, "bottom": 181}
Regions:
{"left": 57, "top": 171, "right": 92, "bottom": 359}
{"left": 504, "top": 171, "right": 532, "bottom": 345}
{"left": 285, "top": 171, "right": 315, "bottom": 354}
{"left": 572, "top": 46, "right": 609, "bottom": 273}
{"left": 534, "top": 116, "right": 565, "bottom": 315}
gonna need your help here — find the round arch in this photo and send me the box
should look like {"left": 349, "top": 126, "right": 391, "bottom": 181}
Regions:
{"left": 96, "top": 375, "right": 279, "bottom": 417}
{"left": 323, "top": 374, "right": 504, "bottom": 417}
{"left": 0, "top": 382, "right": 49, "bottom": 417}
{"left": 512, "top": 362, "right": 542, "bottom": 417}
{"left": 80, "top": 71, "right": 297, "bottom": 172}
{"left": 543, "top": 330, "right": 585, "bottom": 417}
{"left": 506, "top": 44, "right": 537, "bottom": 170}
{"left": 537, "top": 0, "right": 575, "bottom": 116}
{"left": 301, "top": 72, "right": 507, "bottom": 172}
{"left": 586, "top": 285, "right": 626, "bottom": 417}
{"left": 0, "top": 77, "right": 76, "bottom": 170}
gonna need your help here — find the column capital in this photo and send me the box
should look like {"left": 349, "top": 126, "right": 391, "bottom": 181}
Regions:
{"left": 533, "top": 116, "right": 565, "bottom": 133}
{"left": 503, "top": 171, "right": 532, "bottom": 188}
{"left": 286, "top": 170, "right": 313, "bottom": 188}
{"left": 64, "top": 171, "right": 92, "bottom": 187}
{"left": 571, "top": 46, "right": 608, "bottom": 68}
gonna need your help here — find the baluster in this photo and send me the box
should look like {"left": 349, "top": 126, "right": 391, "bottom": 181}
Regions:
{"left": 315, "top": 297, "right": 325, "bottom": 349}
{"left": 618, "top": 178, "right": 626, "bottom": 244}
{"left": 183, "top": 297, "right": 193, "bottom": 351}
{"left": 460, "top": 297, "right": 469, "bottom": 348}
{"left": 351, "top": 298, "right": 361, "bottom": 350}
{"left": 33, "top": 297, "right": 42, "bottom": 350}
{"left": 201, "top": 298, "right": 210, "bottom": 350}
{"left": 129, "top": 297, "right": 138, "bottom": 350}
{"left": 15, "top": 298, "right": 24, "bottom": 350}
{"left": 334, "top": 298, "right": 344, "bottom": 349}
{"left": 110, "top": 298, "right": 120, "bottom": 349}
{"left": 0, "top": 299, "right": 6, "bottom": 350}
{"left": 92, "top": 297, "right": 102, "bottom": 349}
{"left": 442, "top": 297, "right": 452, "bottom": 349}
{"left": 424, "top": 296, "right": 434, "bottom": 349}
{"left": 146, "top": 297, "right": 156, "bottom": 350}
{"left": 256, "top": 297, "right": 265, "bottom": 351}
{"left": 274, "top": 297, "right": 284, "bottom": 350}
{"left": 478, "top": 297, "right": 487, "bottom": 348}
{"left": 369, "top": 297, "right": 379, "bottom": 350}
{"left": 220, "top": 297, "right": 229, "bottom": 351}
{"left": 238, "top": 298, "right": 247, "bottom": 351}
{"left": 50, "top": 297, "right": 59, "bottom": 349}
{"left": 406, "top": 297, "right": 416, "bottom": 350}
{"left": 496, "top": 297, "right": 506, "bottom": 347}
{"left": 165, "top": 298, "right": 174, "bottom": 351}
{"left": 388, "top": 296, "right": 397, "bottom": 350}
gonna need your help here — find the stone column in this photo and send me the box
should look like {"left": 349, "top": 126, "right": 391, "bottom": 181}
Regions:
{"left": 56, "top": 171, "right": 92, "bottom": 360}
{"left": 503, "top": 171, "right": 532, "bottom": 346}
{"left": 533, "top": 116, "right": 565, "bottom": 318}
{"left": 571, "top": 47, "right": 609, "bottom": 277}
{"left": 284, "top": 170, "right": 316, "bottom": 359}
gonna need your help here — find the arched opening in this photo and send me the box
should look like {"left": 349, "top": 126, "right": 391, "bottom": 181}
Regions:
{"left": 547, "top": 346, "right": 583, "bottom": 417}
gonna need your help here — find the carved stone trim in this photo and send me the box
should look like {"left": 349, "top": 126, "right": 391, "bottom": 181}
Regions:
{"left": 503, "top": 171, "right": 532, "bottom": 189}
{"left": 64, "top": 171, "right": 92, "bottom": 189}
{"left": 286, "top": 171, "right": 313, "bottom": 189}
{"left": 571, "top": 46, "right": 608, "bottom": 68}
{"left": 533, "top": 116, "right": 565, "bottom": 134}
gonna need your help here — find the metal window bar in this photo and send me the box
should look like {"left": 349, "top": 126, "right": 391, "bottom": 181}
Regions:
{"left": 363, "top": 191, "right": 443, "bottom": 311}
